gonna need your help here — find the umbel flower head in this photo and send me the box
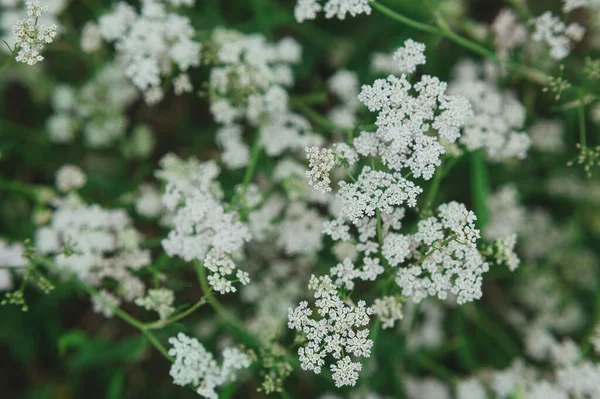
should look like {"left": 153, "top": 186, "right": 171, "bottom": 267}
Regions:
{"left": 287, "top": 275, "right": 373, "bottom": 387}
{"left": 12, "top": 1, "right": 57, "bottom": 65}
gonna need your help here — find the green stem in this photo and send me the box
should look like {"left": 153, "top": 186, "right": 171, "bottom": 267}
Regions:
{"left": 195, "top": 261, "right": 262, "bottom": 349}
{"left": 578, "top": 100, "right": 587, "bottom": 148}
{"left": 371, "top": 1, "right": 550, "bottom": 86}
{"left": 242, "top": 130, "right": 262, "bottom": 191}
{"left": 370, "top": 1, "right": 438, "bottom": 34}
{"left": 30, "top": 255, "right": 173, "bottom": 361}
{"left": 0, "top": 177, "right": 46, "bottom": 202}
{"left": 470, "top": 150, "right": 490, "bottom": 229}
{"left": 291, "top": 99, "right": 353, "bottom": 136}
{"left": 423, "top": 157, "right": 460, "bottom": 212}
{"left": 144, "top": 296, "right": 209, "bottom": 330}
{"left": 376, "top": 208, "right": 383, "bottom": 247}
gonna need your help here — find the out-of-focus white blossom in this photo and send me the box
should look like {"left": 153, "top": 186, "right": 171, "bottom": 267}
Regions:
{"left": 55, "top": 164, "right": 86, "bottom": 193}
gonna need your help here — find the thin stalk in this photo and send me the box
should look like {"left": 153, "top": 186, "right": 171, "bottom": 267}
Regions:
{"left": 31, "top": 255, "right": 173, "bottom": 361}
{"left": 144, "top": 296, "right": 209, "bottom": 330}
{"left": 376, "top": 208, "right": 383, "bottom": 247}
{"left": 242, "top": 130, "right": 262, "bottom": 191}
{"left": 470, "top": 150, "right": 490, "bottom": 229}
{"left": 291, "top": 98, "right": 353, "bottom": 136}
{"left": 578, "top": 100, "right": 587, "bottom": 148}
{"left": 371, "top": 1, "right": 551, "bottom": 86}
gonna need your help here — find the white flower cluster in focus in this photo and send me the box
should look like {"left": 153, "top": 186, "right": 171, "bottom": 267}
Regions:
{"left": 358, "top": 46, "right": 473, "bottom": 179}
{"left": 306, "top": 147, "right": 335, "bottom": 193}
{"left": 288, "top": 275, "right": 373, "bottom": 387}
{"left": 395, "top": 202, "right": 489, "bottom": 304}
{"left": 168, "top": 333, "right": 251, "bottom": 399}
{"left": 294, "top": 0, "right": 372, "bottom": 23}
{"left": 11, "top": 1, "right": 57, "bottom": 65}
{"left": 371, "top": 39, "right": 426, "bottom": 75}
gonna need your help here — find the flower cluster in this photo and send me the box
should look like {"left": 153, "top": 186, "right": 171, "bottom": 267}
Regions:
{"left": 94, "top": 0, "right": 202, "bottom": 102}
{"left": 0, "top": 240, "right": 28, "bottom": 291}
{"left": 168, "top": 333, "right": 251, "bottom": 399}
{"left": 395, "top": 202, "right": 489, "bottom": 304}
{"left": 288, "top": 275, "right": 373, "bottom": 387}
{"left": 134, "top": 288, "right": 175, "bottom": 320}
{"left": 11, "top": 1, "right": 57, "bottom": 65}
{"left": 449, "top": 60, "right": 531, "bottom": 161}
{"left": 46, "top": 64, "right": 141, "bottom": 148}
{"left": 208, "top": 29, "right": 301, "bottom": 127}
{"left": 530, "top": 11, "right": 585, "bottom": 60}
{"left": 35, "top": 194, "right": 151, "bottom": 315}
{"left": 358, "top": 45, "right": 472, "bottom": 179}
{"left": 156, "top": 154, "right": 252, "bottom": 294}
{"left": 294, "top": 0, "right": 372, "bottom": 23}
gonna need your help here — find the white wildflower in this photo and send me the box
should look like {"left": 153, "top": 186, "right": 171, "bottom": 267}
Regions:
{"left": 372, "top": 296, "right": 403, "bottom": 329}
{"left": 135, "top": 288, "right": 175, "bottom": 320}
{"left": 306, "top": 147, "right": 335, "bottom": 193}
{"left": 55, "top": 164, "right": 86, "bottom": 192}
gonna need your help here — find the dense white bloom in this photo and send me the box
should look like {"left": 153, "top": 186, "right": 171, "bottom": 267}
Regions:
{"left": 494, "top": 234, "right": 520, "bottom": 271}
{"left": 396, "top": 202, "right": 489, "bottom": 304}
{"left": 288, "top": 275, "right": 373, "bottom": 386}
{"left": 306, "top": 147, "right": 335, "bottom": 193}
{"left": 450, "top": 61, "right": 531, "bottom": 161}
{"left": 330, "top": 356, "right": 362, "bottom": 388}
{"left": 382, "top": 233, "right": 410, "bottom": 267}
{"left": 55, "top": 165, "right": 86, "bottom": 192}
{"left": 294, "top": 0, "right": 371, "bottom": 22}
{"left": 372, "top": 296, "right": 403, "bottom": 329}
{"left": 35, "top": 195, "right": 150, "bottom": 307}
{"left": 168, "top": 333, "right": 250, "bottom": 398}
{"left": 97, "top": 0, "right": 202, "bottom": 95}
{"left": 209, "top": 29, "right": 301, "bottom": 127}
{"left": 135, "top": 288, "right": 175, "bottom": 320}
{"left": 392, "top": 39, "right": 426, "bottom": 74}
{"left": 12, "top": 2, "right": 57, "bottom": 65}
{"left": 530, "top": 12, "right": 584, "bottom": 60}
{"left": 157, "top": 154, "right": 251, "bottom": 294}
{"left": 359, "top": 56, "right": 473, "bottom": 178}
{"left": 337, "top": 167, "right": 422, "bottom": 223}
